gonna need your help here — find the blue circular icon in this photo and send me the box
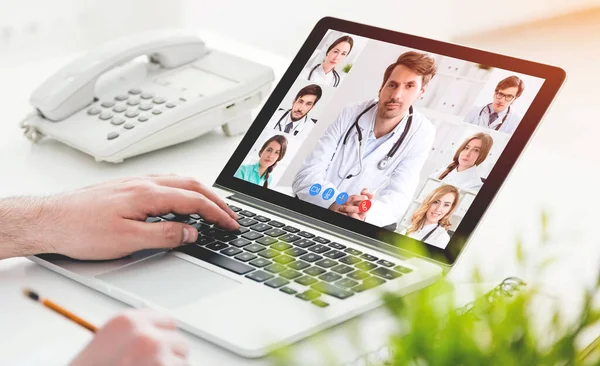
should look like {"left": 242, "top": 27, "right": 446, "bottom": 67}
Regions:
{"left": 309, "top": 183, "right": 322, "bottom": 196}
{"left": 322, "top": 188, "right": 335, "bottom": 201}
{"left": 336, "top": 192, "right": 349, "bottom": 205}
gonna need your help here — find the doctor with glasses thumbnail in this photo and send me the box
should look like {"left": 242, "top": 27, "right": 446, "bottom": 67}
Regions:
{"left": 465, "top": 76, "right": 525, "bottom": 134}
{"left": 293, "top": 51, "right": 437, "bottom": 228}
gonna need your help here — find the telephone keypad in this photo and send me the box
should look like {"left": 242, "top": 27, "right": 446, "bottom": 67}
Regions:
{"left": 99, "top": 112, "right": 113, "bottom": 120}
{"left": 93, "top": 89, "right": 177, "bottom": 134}
{"left": 110, "top": 117, "right": 125, "bottom": 126}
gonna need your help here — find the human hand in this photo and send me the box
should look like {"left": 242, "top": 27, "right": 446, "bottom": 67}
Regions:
{"left": 69, "top": 309, "right": 189, "bottom": 366}
{"left": 336, "top": 188, "right": 374, "bottom": 221}
{"left": 35, "top": 175, "right": 239, "bottom": 260}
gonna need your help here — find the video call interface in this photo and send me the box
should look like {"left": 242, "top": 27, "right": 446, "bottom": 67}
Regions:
{"left": 233, "top": 29, "right": 545, "bottom": 249}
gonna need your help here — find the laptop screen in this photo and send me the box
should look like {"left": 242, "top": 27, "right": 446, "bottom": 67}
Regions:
{"left": 217, "top": 18, "right": 564, "bottom": 265}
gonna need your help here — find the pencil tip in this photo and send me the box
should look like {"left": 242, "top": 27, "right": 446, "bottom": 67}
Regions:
{"left": 23, "top": 288, "right": 39, "bottom": 301}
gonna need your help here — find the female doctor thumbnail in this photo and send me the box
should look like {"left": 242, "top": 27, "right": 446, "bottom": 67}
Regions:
{"left": 432, "top": 132, "right": 493, "bottom": 191}
{"left": 402, "top": 184, "right": 459, "bottom": 248}
{"left": 300, "top": 36, "right": 354, "bottom": 87}
{"left": 234, "top": 135, "right": 288, "bottom": 188}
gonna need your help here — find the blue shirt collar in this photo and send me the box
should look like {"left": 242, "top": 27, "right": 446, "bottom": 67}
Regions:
{"left": 486, "top": 103, "right": 509, "bottom": 118}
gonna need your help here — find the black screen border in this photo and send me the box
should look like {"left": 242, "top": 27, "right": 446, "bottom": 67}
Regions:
{"left": 215, "top": 16, "right": 566, "bottom": 265}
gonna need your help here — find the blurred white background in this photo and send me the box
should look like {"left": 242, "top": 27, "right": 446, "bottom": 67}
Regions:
{"left": 1, "top": 0, "right": 599, "bottom": 61}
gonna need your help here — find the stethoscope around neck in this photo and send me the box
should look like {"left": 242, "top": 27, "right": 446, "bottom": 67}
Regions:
{"left": 479, "top": 103, "right": 510, "bottom": 131}
{"left": 338, "top": 103, "right": 413, "bottom": 180}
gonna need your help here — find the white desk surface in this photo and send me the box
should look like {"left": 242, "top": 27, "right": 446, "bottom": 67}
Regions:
{"left": 0, "top": 31, "right": 598, "bottom": 365}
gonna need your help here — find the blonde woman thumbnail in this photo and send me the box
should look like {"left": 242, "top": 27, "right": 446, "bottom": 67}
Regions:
{"left": 402, "top": 184, "right": 460, "bottom": 249}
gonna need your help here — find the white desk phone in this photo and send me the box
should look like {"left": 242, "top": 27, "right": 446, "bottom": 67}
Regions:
{"left": 20, "top": 30, "right": 275, "bottom": 163}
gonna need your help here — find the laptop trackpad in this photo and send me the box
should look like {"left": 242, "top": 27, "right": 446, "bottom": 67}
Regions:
{"left": 97, "top": 253, "right": 241, "bottom": 309}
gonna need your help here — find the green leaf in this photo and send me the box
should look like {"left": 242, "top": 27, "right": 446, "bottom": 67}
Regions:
{"left": 515, "top": 237, "right": 525, "bottom": 264}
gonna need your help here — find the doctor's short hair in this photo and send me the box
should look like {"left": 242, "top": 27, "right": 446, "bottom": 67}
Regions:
{"left": 326, "top": 36, "right": 354, "bottom": 55}
{"left": 381, "top": 51, "right": 438, "bottom": 88}
{"left": 294, "top": 84, "right": 323, "bottom": 104}
{"left": 496, "top": 76, "right": 525, "bottom": 98}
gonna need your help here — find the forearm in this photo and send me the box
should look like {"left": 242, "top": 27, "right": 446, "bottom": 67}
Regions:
{"left": 0, "top": 196, "right": 54, "bottom": 259}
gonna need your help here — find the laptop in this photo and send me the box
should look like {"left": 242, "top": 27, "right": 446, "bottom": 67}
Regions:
{"left": 30, "top": 17, "right": 565, "bottom": 358}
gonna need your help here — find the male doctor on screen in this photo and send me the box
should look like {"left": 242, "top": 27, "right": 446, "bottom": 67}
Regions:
{"left": 464, "top": 75, "right": 525, "bottom": 134}
{"left": 268, "top": 84, "right": 322, "bottom": 138}
{"left": 293, "top": 51, "right": 437, "bottom": 228}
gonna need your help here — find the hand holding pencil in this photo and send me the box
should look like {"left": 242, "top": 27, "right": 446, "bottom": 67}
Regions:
{"left": 24, "top": 288, "right": 190, "bottom": 366}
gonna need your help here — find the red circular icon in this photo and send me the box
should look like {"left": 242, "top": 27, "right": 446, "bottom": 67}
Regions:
{"left": 359, "top": 200, "right": 372, "bottom": 213}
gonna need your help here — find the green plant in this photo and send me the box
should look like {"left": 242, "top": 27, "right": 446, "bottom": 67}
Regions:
{"left": 342, "top": 63, "right": 353, "bottom": 73}
{"left": 381, "top": 276, "right": 599, "bottom": 365}
{"left": 379, "top": 214, "right": 600, "bottom": 365}
{"left": 270, "top": 212, "right": 600, "bottom": 365}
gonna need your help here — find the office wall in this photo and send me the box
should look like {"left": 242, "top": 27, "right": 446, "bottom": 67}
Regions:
{"left": 181, "top": 0, "right": 600, "bottom": 58}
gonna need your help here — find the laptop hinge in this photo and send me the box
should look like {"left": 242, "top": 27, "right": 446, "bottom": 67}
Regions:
{"left": 215, "top": 186, "right": 441, "bottom": 265}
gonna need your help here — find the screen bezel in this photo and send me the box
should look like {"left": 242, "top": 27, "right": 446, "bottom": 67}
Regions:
{"left": 215, "top": 16, "right": 566, "bottom": 265}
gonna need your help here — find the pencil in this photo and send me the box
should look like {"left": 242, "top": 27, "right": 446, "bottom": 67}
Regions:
{"left": 23, "top": 288, "right": 98, "bottom": 333}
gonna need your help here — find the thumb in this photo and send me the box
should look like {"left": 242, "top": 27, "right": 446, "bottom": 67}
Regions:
{"left": 128, "top": 221, "right": 199, "bottom": 250}
{"left": 361, "top": 188, "right": 374, "bottom": 199}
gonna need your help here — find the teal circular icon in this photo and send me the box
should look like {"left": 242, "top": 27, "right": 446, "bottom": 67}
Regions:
{"left": 309, "top": 184, "right": 322, "bottom": 196}
{"left": 336, "top": 192, "right": 349, "bottom": 205}
{"left": 322, "top": 188, "right": 335, "bottom": 200}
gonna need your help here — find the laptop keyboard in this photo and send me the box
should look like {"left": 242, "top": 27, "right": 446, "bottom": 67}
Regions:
{"left": 151, "top": 205, "right": 412, "bottom": 308}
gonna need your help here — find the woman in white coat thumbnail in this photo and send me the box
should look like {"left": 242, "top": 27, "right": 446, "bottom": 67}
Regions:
{"left": 403, "top": 184, "right": 459, "bottom": 249}
{"left": 432, "top": 132, "right": 493, "bottom": 192}
{"left": 300, "top": 35, "right": 354, "bottom": 87}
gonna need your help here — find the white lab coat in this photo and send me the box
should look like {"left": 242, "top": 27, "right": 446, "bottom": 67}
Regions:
{"left": 267, "top": 108, "right": 316, "bottom": 138}
{"left": 293, "top": 99, "right": 436, "bottom": 227}
{"left": 464, "top": 103, "right": 522, "bottom": 134}
{"left": 432, "top": 165, "right": 483, "bottom": 192}
{"left": 401, "top": 223, "right": 450, "bottom": 249}
{"left": 299, "top": 64, "right": 341, "bottom": 87}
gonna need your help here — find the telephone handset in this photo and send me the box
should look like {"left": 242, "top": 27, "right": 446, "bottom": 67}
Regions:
{"left": 21, "top": 30, "right": 274, "bottom": 163}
